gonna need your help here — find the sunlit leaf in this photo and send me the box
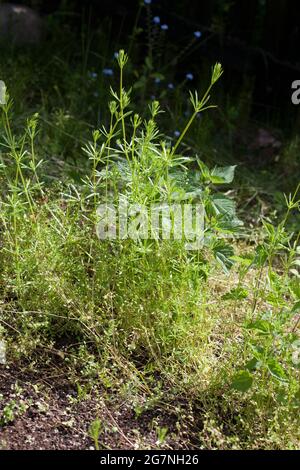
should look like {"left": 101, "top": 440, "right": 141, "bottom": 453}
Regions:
{"left": 211, "top": 165, "right": 236, "bottom": 184}
{"left": 267, "top": 359, "right": 288, "bottom": 382}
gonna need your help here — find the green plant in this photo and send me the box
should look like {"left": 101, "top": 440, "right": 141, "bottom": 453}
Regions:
{"left": 155, "top": 426, "right": 168, "bottom": 445}
{"left": 0, "top": 394, "right": 29, "bottom": 427}
{"left": 0, "top": 40, "right": 299, "bottom": 450}
{"left": 89, "top": 418, "right": 102, "bottom": 450}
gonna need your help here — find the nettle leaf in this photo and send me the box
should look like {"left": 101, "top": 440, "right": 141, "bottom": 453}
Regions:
{"left": 245, "top": 319, "right": 271, "bottom": 334}
{"left": 211, "top": 194, "right": 243, "bottom": 233}
{"left": 211, "top": 194, "right": 236, "bottom": 217}
{"left": 231, "top": 370, "right": 253, "bottom": 392}
{"left": 211, "top": 165, "right": 236, "bottom": 184}
{"left": 212, "top": 240, "right": 235, "bottom": 273}
{"left": 222, "top": 287, "right": 248, "bottom": 301}
{"left": 245, "top": 357, "right": 260, "bottom": 371}
{"left": 250, "top": 344, "right": 265, "bottom": 359}
{"left": 267, "top": 358, "right": 288, "bottom": 382}
{"left": 216, "top": 217, "right": 244, "bottom": 233}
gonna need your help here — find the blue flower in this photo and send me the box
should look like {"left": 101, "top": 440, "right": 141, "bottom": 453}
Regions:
{"left": 153, "top": 16, "right": 160, "bottom": 24}
{"left": 113, "top": 52, "right": 119, "bottom": 59}
{"left": 88, "top": 71, "right": 98, "bottom": 79}
{"left": 186, "top": 73, "right": 194, "bottom": 81}
{"left": 161, "top": 24, "right": 168, "bottom": 31}
{"left": 144, "top": 0, "right": 152, "bottom": 4}
{"left": 154, "top": 77, "right": 161, "bottom": 84}
{"left": 102, "top": 68, "right": 114, "bottom": 76}
{"left": 168, "top": 83, "right": 174, "bottom": 90}
{"left": 174, "top": 130, "right": 180, "bottom": 137}
{"left": 150, "top": 95, "right": 156, "bottom": 101}
{"left": 194, "top": 31, "right": 202, "bottom": 39}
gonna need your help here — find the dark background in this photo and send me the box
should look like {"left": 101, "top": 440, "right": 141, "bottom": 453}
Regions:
{"left": 7, "top": 0, "right": 300, "bottom": 125}
{"left": 2, "top": 0, "right": 300, "bottom": 133}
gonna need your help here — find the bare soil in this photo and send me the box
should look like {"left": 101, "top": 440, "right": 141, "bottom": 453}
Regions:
{"left": 0, "top": 364, "right": 193, "bottom": 450}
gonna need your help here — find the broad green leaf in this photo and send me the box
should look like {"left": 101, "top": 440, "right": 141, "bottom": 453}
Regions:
{"left": 267, "top": 359, "right": 288, "bottom": 382}
{"left": 215, "top": 216, "right": 243, "bottom": 234}
{"left": 211, "top": 194, "right": 236, "bottom": 217}
{"left": 245, "top": 357, "right": 260, "bottom": 371}
{"left": 212, "top": 241, "right": 235, "bottom": 273}
{"left": 222, "top": 287, "right": 248, "bottom": 300}
{"left": 245, "top": 319, "right": 271, "bottom": 333}
{"left": 250, "top": 344, "right": 266, "bottom": 359}
{"left": 231, "top": 370, "right": 253, "bottom": 392}
{"left": 211, "top": 165, "right": 236, "bottom": 184}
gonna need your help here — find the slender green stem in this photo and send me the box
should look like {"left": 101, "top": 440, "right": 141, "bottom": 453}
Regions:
{"left": 120, "top": 67, "right": 126, "bottom": 144}
{"left": 171, "top": 111, "right": 197, "bottom": 157}
{"left": 171, "top": 82, "right": 215, "bottom": 157}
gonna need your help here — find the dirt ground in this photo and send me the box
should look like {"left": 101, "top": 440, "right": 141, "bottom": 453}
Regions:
{"left": 0, "top": 363, "right": 193, "bottom": 450}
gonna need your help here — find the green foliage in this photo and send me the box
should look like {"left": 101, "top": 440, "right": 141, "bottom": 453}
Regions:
{"left": 89, "top": 418, "right": 102, "bottom": 450}
{"left": 0, "top": 36, "right": 299, "bottom": 450}
{"left": 231, "top": 370, "right": 253, "bottom": 393}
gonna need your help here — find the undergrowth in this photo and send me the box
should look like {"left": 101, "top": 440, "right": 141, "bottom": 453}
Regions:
{"left": 0, "top": 33, "right": 299, "bottom": 450}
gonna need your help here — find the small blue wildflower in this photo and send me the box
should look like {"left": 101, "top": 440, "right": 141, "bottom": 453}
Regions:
{"left": 161, "top": 24, "right": 168, "bottom": 31}
{"left": 102, "top": 68, "right": 114, "bottom": 76}
{"left": 186, "top": 73, "right": 194, "bottom": 81}
{"left": 150, "top": 95, "right": 156, "bottom": 101}
{"left": 88, "top": 71, "right": 98, "bottom": 79}
{"left": 144, "top": 0, "right": 151, "bottom": 4}
{"left": 194, "top": 31, "right": 202, "bottom": 39}
{"left": 153, "top": 16, "right": 160, "bottom": 24}
{"left": 168, "top": 83, "right": 174, "bottom": 90}
{"left": 154, "top": 77, "right": 161, "bottom": 84}
{"left": 113, "top": 52, "right": 119, "bottom": 59}
{"left": 174, "top": 130, "right": 180, "bottom": 137}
